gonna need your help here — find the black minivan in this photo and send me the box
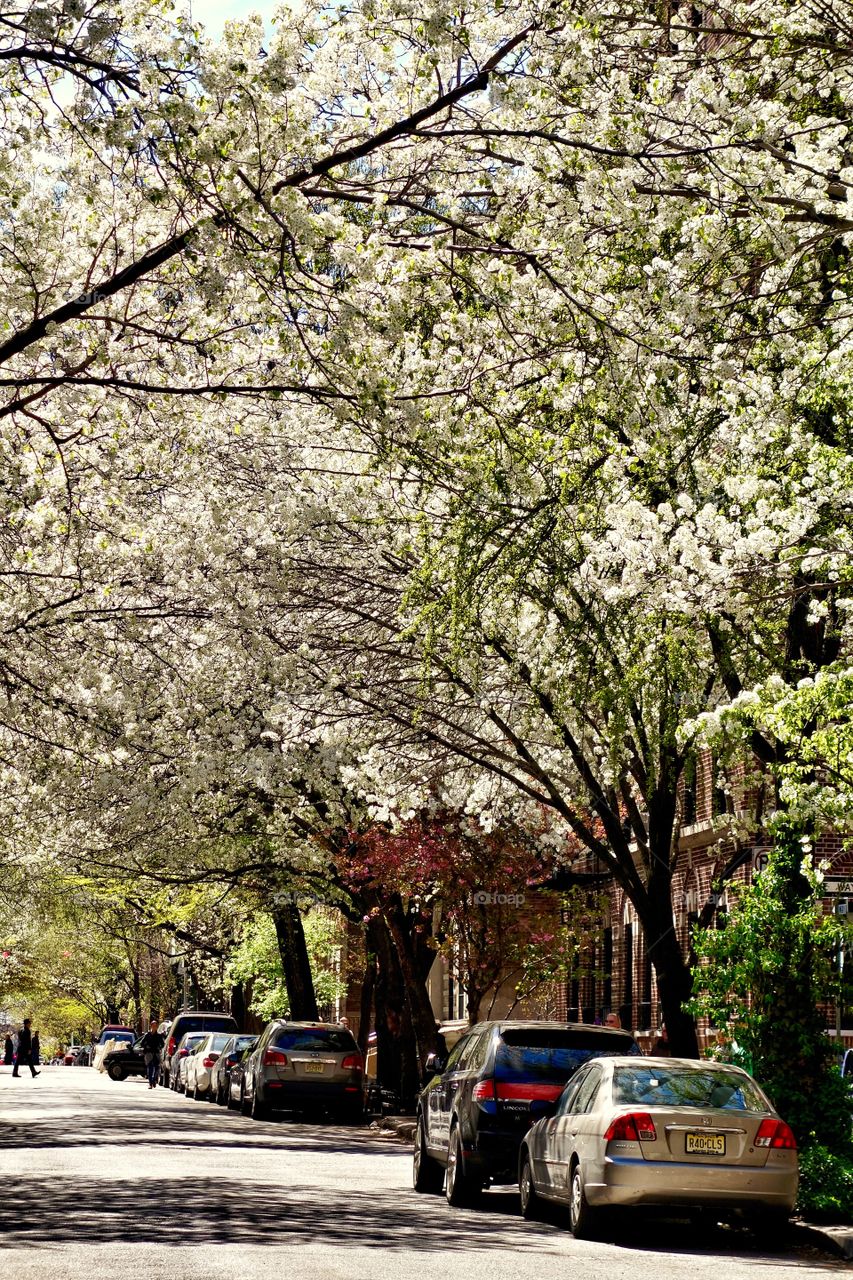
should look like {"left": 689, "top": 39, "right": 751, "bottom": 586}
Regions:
{"left": 413, "top": 1021, "right": 641, "bottom": 1204}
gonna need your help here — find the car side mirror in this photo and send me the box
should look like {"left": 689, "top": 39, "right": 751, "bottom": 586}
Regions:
{"left": 424, "top": 1053, "right": 447, "bottom": 1076}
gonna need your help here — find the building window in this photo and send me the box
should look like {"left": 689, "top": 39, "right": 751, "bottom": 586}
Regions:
{"left": 621, "top": 923, "right": 634, "bottom": 1030}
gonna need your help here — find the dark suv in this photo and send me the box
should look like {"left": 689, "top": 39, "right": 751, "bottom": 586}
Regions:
{"left": 161, "top": 1011, "right": 238, "bottom": 1086}
{"left": 413, "top": 1021, "right": 641, "bottom": 1204}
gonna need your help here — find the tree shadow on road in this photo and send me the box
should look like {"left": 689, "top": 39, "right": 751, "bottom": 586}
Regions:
{"left": 0, "top": 1177, "right": 553, "bottom": 1254}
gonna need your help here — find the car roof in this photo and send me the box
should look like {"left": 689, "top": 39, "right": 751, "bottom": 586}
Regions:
{"left": 172, "top": 1010, "right": 235, "bottom": 1018}
{"left": 476, "top": 1021, "right": 637, "bottom": 1038}
{"left": 268, "top": 1021, "right": 352, "bottom": 1030}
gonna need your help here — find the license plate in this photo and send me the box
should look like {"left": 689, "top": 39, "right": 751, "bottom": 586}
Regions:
{"left": 686, "top": 1132, "right": 726, "bottom": 1156}
{"left": 303, "top": 1062, "right": 325, "bottom": 1074}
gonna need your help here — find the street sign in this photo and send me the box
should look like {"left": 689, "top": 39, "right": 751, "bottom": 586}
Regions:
{"left": 752, "top": 849, "right": 770, "bottom": 875}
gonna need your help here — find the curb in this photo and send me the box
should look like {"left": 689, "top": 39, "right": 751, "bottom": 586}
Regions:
{"left": 791, "top": 1220, "right": 853, "bottom": 1260}
{"left": 371, "top": 1115, "right": 417, "bottom": 1144}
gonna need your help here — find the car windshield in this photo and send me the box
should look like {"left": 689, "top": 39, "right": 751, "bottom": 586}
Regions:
{"left": 273, "top": 1029, "right": 357, "bottom": 1053}
{"left": 612, "top": 1065, "right": 768, "bottom": 1112}
{"left": 208, "top": 1034, "right": 232, "bottom": 1050}
{"left": 495, "top": 1029, "right": 640, "bottom": 1083}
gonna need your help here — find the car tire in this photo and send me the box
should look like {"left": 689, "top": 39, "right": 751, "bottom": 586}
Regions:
{"left": 519, "top": 1152, "right": 542, "bottom": 1220}
{"left": 251, "top": 1083, "right": 269, "bottom": 1121}
{"left": 107, "top": 1064, "right": 126, "bottom": 1082}
{"left": 241, "top": 1083, "right": 251, "bottom": 1116}
{"left": 445, "top": 1124, "right": 481, "bottom": 1207}
{"left": 227, "top": 1085, "right": 238, "bottom": 1111}
{"left": 413, "top": 1116, "right": 444, "bottom": 1194}
{"left": 568, "top": 1162, "right": 599, "bottom": 1239}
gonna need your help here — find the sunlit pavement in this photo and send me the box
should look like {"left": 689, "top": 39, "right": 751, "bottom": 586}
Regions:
{"left": 0, "top": 1067, "right": 847, "bottom": 1280}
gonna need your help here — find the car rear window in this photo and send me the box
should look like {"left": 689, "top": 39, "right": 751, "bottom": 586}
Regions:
{"left": 173, "top": 1016, "right": 235, "bottom": 1037}
{"left": 209, "top": 1034, "right": 232, "bottom": 1050}
{"left": 494, "top": 1029, "right": 640, "bottom": 1083}
{"left": 274, "top": 1029, "right": 357, "bottom": 1052}
{"left": 612, "top": 1066, "right": 767, "bottom": 1112}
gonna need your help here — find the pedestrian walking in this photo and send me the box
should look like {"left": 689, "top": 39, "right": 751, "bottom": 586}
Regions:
{"left": 31, "top": 1031, "right": 40, "bottom": 1067}
{"left": 3, "top": 1034, "right": 13, "bottom": 1066}
{"left": 12, "top": 1019, "right": 39, "bottom": 1078}
{"left": 140, "top": 1019, "right": 165, "bottom": 1089}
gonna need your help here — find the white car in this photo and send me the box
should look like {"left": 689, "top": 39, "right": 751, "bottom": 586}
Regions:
{"left": 183, "top": 1032, "right": 234, "bottom": 1101}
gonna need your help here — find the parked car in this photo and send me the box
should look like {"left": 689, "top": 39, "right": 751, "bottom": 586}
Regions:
{"left": 239, "top": 1021, "right": 365, "bottom": 1122}
{"left": 160, "top": 1011, "right": 238, "bottom": 1086}
{"left": 413, "top": 1020, "right": 641, "bottom": 1204}
{"left": 93, "top": 1025, "right": 135, "bottom": 1060}
{"left": 169, "top": 1032, "right": 208, "bottom": 1092}
{"left": 103, "top": 1037, "right": 147, "bottom": 1082}
{"left": 518, "top": 1056, "right": 798, "bottom": 1236}
{"left": 211, "top": 1035, "right": 258, "bottom": 1106}
{"left": 183, "top": 1032, "right": 235, "bottom": 1101}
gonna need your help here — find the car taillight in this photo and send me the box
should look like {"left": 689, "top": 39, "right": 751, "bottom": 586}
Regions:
{"left": 167, "top": 1037, "right": 175, "bottom": 1056}
{"left": 202, "top": 1054, "right": 219, "bottom": 1068}
{"left": 341, "top": 1053, "right": 363, "bottom": 1073}
{"left": 473, "top": 1080, "right": 496, "bottom": 1102}
{"left": 494, "top": 1082, "right": 564, "bottom": 1102}
{"left": 604, "top": 1112, "right": 657, "bottom": 1142}
{"left": 755, "top": 1118, "right": 797, "bottom": 1149}
{"left": 263, "top": 1048, "right": 288, "bottom": 1066}
{"left": 179, "top": 1048, "right": 189, "bottom": 1057}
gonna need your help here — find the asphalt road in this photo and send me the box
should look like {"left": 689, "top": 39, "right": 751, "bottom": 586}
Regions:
{"left": 1, "top": 1067, "right": 847, "bottom": 1280}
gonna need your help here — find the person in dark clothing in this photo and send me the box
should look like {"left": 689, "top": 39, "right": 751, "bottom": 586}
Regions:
{"left": 31, "top": 1032, "right": 40, "bottom": 1066}
{"left": 12, "top": 1019, "right": 39, "bottom": 1078}
{"left": 140, "top": 1020, "right": 165, "bottom": 1089}
{"left": 3, "top": 1035, "right": 13, "bottom": 1066}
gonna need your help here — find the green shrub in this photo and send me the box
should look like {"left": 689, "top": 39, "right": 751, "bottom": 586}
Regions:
{"left": 797, "top": 1144, "right": 853, "bottom": 1222}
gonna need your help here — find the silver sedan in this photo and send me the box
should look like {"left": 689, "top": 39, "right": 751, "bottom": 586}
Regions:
{"left": 519, "top": 1057, "right": 798, "bottom": 1237}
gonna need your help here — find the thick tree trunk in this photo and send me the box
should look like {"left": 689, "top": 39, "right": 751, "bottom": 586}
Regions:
{"left": 357, "top": 948, "right": 376, "bottom": 1058}
{"left": 639, "top": 862, "right": 699, "bottom": 1058}
{"left": 230, "top": 981, "right": 247, "bottom": 1030}
{"left": 272, "top": 903, "right": 319, "bottom": 1020}
{"left": 369, "top": 914, "right": 419, "bottom": 1110}
{"left": 383, "top": 894, "right": 442, "bottom": 1071}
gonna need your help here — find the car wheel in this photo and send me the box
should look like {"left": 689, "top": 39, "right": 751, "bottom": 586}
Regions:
{"left": 445, "top": 1124, "right": 481, "bottom": 1207}
{"left": 191, "top": 1079, "right": 200, "bottom": 1100}
{"left": 413, "top": 1116, "right": 444, "bottom": 1194}
{"left": 251, "top": 1083, "right": 269, "bottom": 1121}
{"left": 227, "top": 1084, "right": 238, "bottom": 1111}
{"left": 107, "top": 1064, "right": 126, "bottom": 1082}
{"left": 240, "top": 1083, "right": 251, "bottom": 1116}
{"left": 519, "top": 1152, "right": 542, "bottom": 1220}
{"left": 568, "top": 1162, "right": 599, "bottom": 1239}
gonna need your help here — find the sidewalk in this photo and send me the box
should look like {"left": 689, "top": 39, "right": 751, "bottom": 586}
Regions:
{"left": 791, "top": 1221, "right": 853, "bottom": 1260}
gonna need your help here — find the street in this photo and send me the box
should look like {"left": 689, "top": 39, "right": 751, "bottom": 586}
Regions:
{"left": 0, "top": 1069, "right": 846, "bottom": 1280}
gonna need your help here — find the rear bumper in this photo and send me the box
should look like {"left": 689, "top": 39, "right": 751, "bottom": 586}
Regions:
{"left": 587, "top": 1156, "right": 798, "bottom": 1212}
{"left": 262, "top": 1076, "right": 363, "bottom": 1108}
